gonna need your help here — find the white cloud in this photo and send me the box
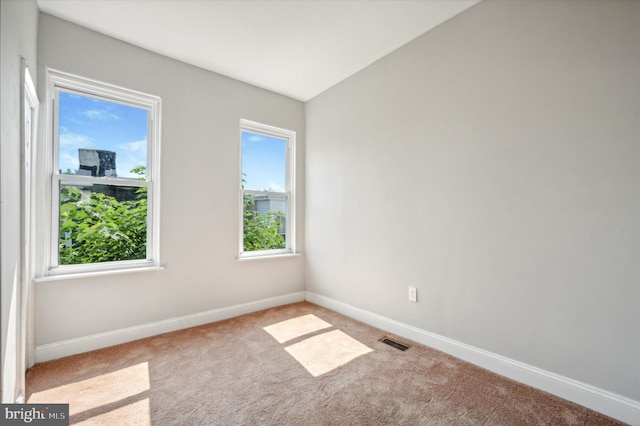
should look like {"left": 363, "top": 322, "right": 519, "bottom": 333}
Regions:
{"left": 266, "top": 182, "right": 285, "bottom": 192}
{"left": 117, "top": 140, "right": 147, "bottom": 178}
{"left": 247, "top": 134, "right": 265, "bottom": 142}
{"left": 82, "top": 109, "right": 120, "bottom": 121}
{"left": 119, "top": 139, "right": 147, "bottom": 153}
{"left": 58, "top": 152, "right": 79, "bottom": 173}
{"left": 117, "top": 159, "right": 141, "bottom": 179}
{"left": 59, "top": 127, "right": 93, "bottom": 148}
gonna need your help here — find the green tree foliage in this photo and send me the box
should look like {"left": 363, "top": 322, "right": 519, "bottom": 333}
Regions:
{"left": 58, "top": 168, "right": 147, "bottom": 265}
{"left": 242, "top": 175, "right": 285, "bottom": 252}
{"left": 243, "top": 193, "right": 285, "bottom": 251}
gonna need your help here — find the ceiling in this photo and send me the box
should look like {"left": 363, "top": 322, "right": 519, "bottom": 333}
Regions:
{"left": 37, "top": 0, "right": 480, "bottom": 101}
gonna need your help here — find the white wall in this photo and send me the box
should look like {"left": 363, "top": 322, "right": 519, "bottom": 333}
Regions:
{"left": 34, "top": 14, "right": 305, "bottom": 347}
{"left": 0, "top": 0, "right": 39, "bottom": 402}
{"left": 305, "top": 0, "right": 640, "bottom": 402}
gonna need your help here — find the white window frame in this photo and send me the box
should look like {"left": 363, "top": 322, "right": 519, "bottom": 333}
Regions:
{"left": 239, "top": 119, "right": 296, "bottom": 259}
{"left": 43, "top": 69, "right": 162, "bottom": 276}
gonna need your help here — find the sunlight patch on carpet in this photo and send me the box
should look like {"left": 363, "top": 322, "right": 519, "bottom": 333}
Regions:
{"left": 284, "top": 329, "right": 373, "bottom": 377}
{"left": 28, "top": 362, "right": 150, "bottom": 418}
{"left": 263, "top": 314, "right": 332, "bottom": 343}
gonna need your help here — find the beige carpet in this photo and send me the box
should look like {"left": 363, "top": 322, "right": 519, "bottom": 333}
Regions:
{"left": 26, "top": 302, "right": 624, "bottom": 425}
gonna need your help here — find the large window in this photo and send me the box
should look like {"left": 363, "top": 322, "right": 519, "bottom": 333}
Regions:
{"left": 46, "top": 70, "right": 161, "bottom": 275}
{"left": 240, "top": 119, "right": 295, "bottom": 257}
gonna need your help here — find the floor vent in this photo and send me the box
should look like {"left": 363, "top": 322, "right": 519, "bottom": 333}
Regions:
{"left": 379, "top": 336, "right": 410, "bottom": 351}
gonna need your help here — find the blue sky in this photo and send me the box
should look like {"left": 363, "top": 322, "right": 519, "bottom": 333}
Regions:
{"left": 242, "top": 131, "right": 286, "bottom": 192}
{"left": 58, "top": 92, "right": 148, "bottom": 179}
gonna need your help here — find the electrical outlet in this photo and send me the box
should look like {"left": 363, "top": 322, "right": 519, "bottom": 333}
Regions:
{"left": 408, "top": 286, "right": 417, "bottom": 302}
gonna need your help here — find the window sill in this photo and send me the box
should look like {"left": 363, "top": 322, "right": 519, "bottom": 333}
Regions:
{"left": 34, "top": 265, "right": 165, "bottom": 283}
{"left": 237, "top": 252, "right": 301, "bottom": 262}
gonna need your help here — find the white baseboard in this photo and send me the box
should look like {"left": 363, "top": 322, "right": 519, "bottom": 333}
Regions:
{"left": 305, "top": 292, "right": 640, "bottom": 426}
{"left": 35, "top": 291, "right": 305, "bottom": 363}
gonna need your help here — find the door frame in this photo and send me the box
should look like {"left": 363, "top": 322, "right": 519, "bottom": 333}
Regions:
{"left": 18, "top": 59, "right": 40, "bottom": 402}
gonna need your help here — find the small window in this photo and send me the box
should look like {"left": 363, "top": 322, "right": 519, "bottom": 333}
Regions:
{"left": 240, "top": 119, "right": 295, "bottom": 257}
{"left": 46, "top": 70, "right": 161, "bottom": 275}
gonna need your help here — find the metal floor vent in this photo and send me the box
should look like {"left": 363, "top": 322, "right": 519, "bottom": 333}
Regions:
{"left": 379, "top": 336, "right": 410, "bottom": 351}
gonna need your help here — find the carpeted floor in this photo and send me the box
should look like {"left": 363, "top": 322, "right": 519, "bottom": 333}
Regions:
{"left": 26, "top": 302, "right": 624, "bottom": 425}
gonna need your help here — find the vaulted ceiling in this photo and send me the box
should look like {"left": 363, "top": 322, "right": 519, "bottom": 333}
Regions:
{"left": 37, "top": 0, "right": 480, "bottom": 101}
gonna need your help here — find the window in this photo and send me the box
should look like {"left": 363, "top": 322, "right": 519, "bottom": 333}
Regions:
{"left": 240, "top": 119, "right": 295, "bottom": 257}
{"left": 45, "top": 70, "right": 161, "bottom": 275}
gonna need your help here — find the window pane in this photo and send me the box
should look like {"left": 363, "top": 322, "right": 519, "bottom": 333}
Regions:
{"left": 243, "top": 192, "right": 287, "bottom": 252}
{"left": 58, "top": 91, "right": 148, "bottom": 179}
{"left": 241, "top": 131, "right": 286, "bottom": 191}
{"left": 59, "top": 182, "right": 147, "bottom": 265}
